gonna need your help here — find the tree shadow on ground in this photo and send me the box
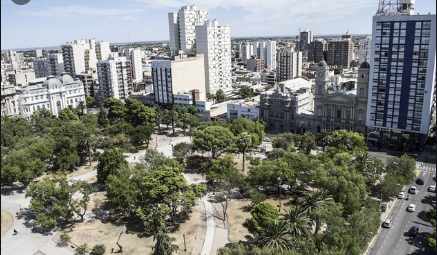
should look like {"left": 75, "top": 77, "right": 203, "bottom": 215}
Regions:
{"left": 417, "top": 211, "right": 434, "bottom": 224}
{"left": 421, "top": 195, "right": 436, "bottom": 208}
{"left": 405, "top": 231, "right": 426, "bottom": 248}
{"left": 15, "top": 208, "right": 53, "bottom": 236}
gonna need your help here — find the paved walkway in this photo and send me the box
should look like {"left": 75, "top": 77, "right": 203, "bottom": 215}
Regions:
{"left": 201, "top": 195, "right": 215, "bottom": 255}
{"left": 2, "top": 133, "right": 224, "bottom": 255}
{"left": 1, "top": 192, "right": 73, "bottom": 255}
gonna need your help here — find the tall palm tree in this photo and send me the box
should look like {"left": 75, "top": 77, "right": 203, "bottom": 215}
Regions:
{"left": 284, "top": 207, "right": 312, "bottom": 237}
{"left": 255, "top": 219, "right": 292, "bottom": 253}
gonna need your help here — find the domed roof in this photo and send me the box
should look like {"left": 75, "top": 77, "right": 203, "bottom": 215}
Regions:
{"left": 360, "top": 61, "right": 370, "bottom": 69}
{"left": 60, "top": 73, "right": 74, "bottom": 84}
{"left": 45, "top": 76, "right": 62, "bottom": 89}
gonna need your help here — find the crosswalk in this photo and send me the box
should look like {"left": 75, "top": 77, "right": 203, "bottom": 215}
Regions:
{"left": 416, "top": 162, "right": 436, "bottom": 176}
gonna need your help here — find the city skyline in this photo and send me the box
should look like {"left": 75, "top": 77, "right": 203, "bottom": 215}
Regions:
{"left": 2, "top": 0, "right": 435, "bottom": 49}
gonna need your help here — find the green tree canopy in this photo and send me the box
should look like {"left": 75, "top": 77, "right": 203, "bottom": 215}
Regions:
{"left": 193, "top": 125, "right": 235, "bottom": 159}
{"left": 97, "top": 148, "right": 128, "bottom": 185}
{"left": 103, "top": 97, "right": 127, "bottom": 123}
{"left": 238, "top": 86, "right": 255, "bottom": 99}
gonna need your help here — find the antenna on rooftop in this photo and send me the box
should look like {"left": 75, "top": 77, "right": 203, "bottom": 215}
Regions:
{"left": 377, "top": 0, "right": 415, "bottom": 16}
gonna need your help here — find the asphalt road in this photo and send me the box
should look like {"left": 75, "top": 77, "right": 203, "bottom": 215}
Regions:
{"left": 368, "top": 162, "right": 436, "bottom": 255}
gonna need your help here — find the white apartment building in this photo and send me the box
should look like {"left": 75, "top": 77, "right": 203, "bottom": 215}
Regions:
{"left": 130, "top": 48, "right": 144, "bottom": 83}
{"left": 152, "top": 54, "right": 206, "bottom": 105}
{"left": 96, "top": 41, "right": 111, "bottom": 61}
{"left": 244, "top": 40, "right": 277, "bottom": 70}
{"left": 62, "top": 39, "right": 109, "bottom": 76}
{"left": 97, "top": 56, "right": 133, "bottom": 100}
{"left": 263, "top": 40, "right": 277, "bottom": 70}
{"left": 239, "top": 41, "right": 255, "bottom": 64}
{"left": 168, "top": 5, "right": 208, "bottom": 55}
{"left": 62, "top": 41, "right": 87, "bottom": 76}
{"left": 366, "top": 1, "right": 436, "bottom": 137}
{"left": 195, "top": 19, "right": 232, "bottom": 94}
{"left": 1, "top": 74, "right": 86, "bottom": 118}
{"left": 35, "top": 49, "right": 43, "bottom": 58}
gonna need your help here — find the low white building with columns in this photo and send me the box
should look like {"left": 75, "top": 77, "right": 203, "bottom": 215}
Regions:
{"left": 1, "top": 73, "right": 86, "bottom": 118}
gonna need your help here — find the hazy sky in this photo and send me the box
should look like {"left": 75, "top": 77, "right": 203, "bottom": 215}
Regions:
{"left": 1, "top": 0, "right": 435, "bottom": 49}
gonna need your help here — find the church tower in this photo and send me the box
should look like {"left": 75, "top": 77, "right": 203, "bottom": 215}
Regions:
{"left": 315, "top": 60, "right": 330, "bottom": 98}
{"left": 357, "top": 61, "right": 370, "bottom": 99}
{"left": 355, "top": 61, "right": 370, "bottom": 132}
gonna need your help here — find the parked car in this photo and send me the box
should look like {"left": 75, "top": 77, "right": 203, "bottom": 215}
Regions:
{"left": 416, "top": 178, "right": 424, "bottom": 185}
{"left": 407, "top": 204, "right": 416, "bottom": 212}
{"left": 408, "top": 226, "right": 419, "bottom": 237}
{"left": 382, "top": 218, "right": 392, "bottom": 228}
{"left": 409, "top": 186, "right": 417, "bottom": 194}
{"left": 398, "top": 191, "right": 406, "bottom": 199}
{"left": 428, "top": 185, "right": 436, "bottom": 192}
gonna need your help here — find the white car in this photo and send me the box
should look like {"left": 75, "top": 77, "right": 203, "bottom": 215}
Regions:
{"left": 407, "top": 204, "right": 416, "bottom": 212}
{"left": 409, "top": 186, "right": 417, "bottom": 194}
{"left": 398, "top": 191, "right": 406, "bottom": 199}
{"left": 382, "top": 218, "right": 392, "bottom": 228}
{"left": 428, "top": 185, "right": 436, "bottom": 192}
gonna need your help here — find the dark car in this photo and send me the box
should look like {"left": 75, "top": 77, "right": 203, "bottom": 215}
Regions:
{"left": 408, "top": 226, "right": 419, "bottom": 237}
{"left": 416, "top": 178, "right": 424, "bottom": 185}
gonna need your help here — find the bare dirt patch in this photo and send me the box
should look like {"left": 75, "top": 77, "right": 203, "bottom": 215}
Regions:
{"left": 169, "top": 202, "right": 206, "bottom": 255}
{"left": 227, "top": 198, "right": 290, "bottom": 242}
{"left": 66, "top": 193, "right": 206, "bottom": 254}
{"left": 227, "top": 199, "right": 251, "bottom": 242}
{"left": 68, "top": 161, "right": 98, "bottom": 178}
{"left": 1, "top": 211, "right": 14, "bottom": 238}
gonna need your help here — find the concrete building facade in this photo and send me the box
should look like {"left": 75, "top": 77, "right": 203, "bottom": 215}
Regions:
{"left": 366, "top": 4, "right": 436, "bottom": 140}
{"left": 309, "top": 39, "right": 327, "bottom": 63}
{"left": 151, "top": 54, "right": 206, "bottom": 105}
{"left": 97, "top": 56, "right": 133, "bottom": 100}
{"left": 260, "top": 78, "right": 314, "bottom": 132}
{"left": 276, "top": 48, "right": 302, "bottom": 82}
{"left": 33, "top": 58, "right": 50, "bottom": 78}
{"left": 130, "top": 48, "right": 144, "bottom": 83}
{"left": 195, "top": 19, "right": 232, "bottom": 94}
{"left": 62, "top": 39, "right": 109, "bottom": 76}
{"left": 247, "top": 56, "right": 263, "bottom": 72}
{"left": 48, "top": 53, "right": 65, "bottom": 76}
{"left": 168, "top": 5, "right": 208, "bottom": 55}
{"left": 327, "top": 35, "right": 354, "bottom": 68}
{"left": 1, "top": 74, "right": 86, "bottom": 118}
{"left": 314, "top": 61, "right": 369, "bottom": 133}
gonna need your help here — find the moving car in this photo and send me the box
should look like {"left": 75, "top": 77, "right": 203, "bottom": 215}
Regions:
{"left": 382, "top": 218, "right": 392, "bottom": 228}
{"left": 416, "top": 178, "right": 424, "bottom": 185}
{"left": 409, "top": 186, "right": 417, "bottom": 194}
{"left": 407, "top": 204, "right": 416, "bottom": 212}
{"left": 428, "top": 185, "right": 436, "bottom": 192}
{"left": 398, "top": 191, "right": 406, "bottom": 199}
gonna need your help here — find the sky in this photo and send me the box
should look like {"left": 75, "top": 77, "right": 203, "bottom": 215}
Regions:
{"left": 1, "top": 0, "right": 435, "bottom": 49}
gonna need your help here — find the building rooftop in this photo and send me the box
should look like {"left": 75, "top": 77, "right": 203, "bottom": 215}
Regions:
{"left": 279, "top": 78, "right": 312, "bottom": 91}
{"left": 263, "top": 78, "right": 312, "bottom": 97}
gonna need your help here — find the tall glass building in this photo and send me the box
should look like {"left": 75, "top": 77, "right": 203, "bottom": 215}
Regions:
{"left": 367, "top": 0, "right": 436, "bottom": 140}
